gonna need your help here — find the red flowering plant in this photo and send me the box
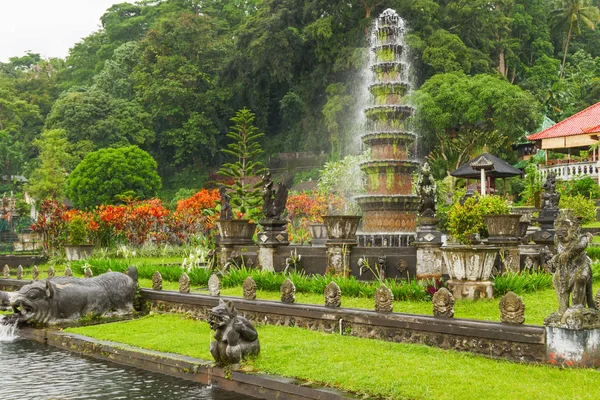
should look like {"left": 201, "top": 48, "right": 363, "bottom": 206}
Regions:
{"left": 31, "top": 199, "right": 68, "bottom": 256}
{"left": 285, "top": 190, "right": 345, "bottom": 244}
{"left": 170, "top": 189, "right": 220, "bottom": 244}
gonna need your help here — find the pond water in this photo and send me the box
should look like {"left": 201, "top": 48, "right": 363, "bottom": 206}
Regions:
{"left": 0, "top": 326, "right": 252, "bottom": 400}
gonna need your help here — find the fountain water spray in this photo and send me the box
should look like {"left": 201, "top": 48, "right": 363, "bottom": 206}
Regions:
{"left": 0, "top": 315, "right": 19, "bottom": 341}
{"left": 356, "top": 9, "right": 419, "bottom": 247}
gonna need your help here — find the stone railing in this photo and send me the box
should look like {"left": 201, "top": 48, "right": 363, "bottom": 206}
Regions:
{"left": 539, "top": 161, "right": 599, "bottom": 181}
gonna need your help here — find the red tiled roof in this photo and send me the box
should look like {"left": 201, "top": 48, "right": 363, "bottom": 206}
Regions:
{"left": 527, "top": 102, "right": 600, "bottom": 140}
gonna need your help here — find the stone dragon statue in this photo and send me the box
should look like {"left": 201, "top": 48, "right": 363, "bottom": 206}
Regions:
{"left": 208, "top": 299, "right": 260, "bottom": 365}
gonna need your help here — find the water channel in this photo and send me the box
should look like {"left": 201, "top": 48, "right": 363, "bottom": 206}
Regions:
{"left": 0, "top": 323, "right": 252, "bottom": 400}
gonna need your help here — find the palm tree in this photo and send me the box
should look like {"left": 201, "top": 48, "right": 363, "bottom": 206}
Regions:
{"left": 550, "top": 0, "right": 600, "bottom": 78}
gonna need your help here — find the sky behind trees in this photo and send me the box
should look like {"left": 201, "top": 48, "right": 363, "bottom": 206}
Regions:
{"left": 0, "top": 0, "right": 133, "bottom": 62}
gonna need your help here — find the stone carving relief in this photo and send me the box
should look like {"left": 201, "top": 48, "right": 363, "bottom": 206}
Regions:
{"left": 152, "top": 271, "right": 163, "bottom": 291}
{"left": 179, "top": 272, "right": 191, "bottom": 294}
{"left": 324, "top": 281, "right": 341, "bottom": 308}
{"left": 499, "top": 291, "right": 525, "bottom": 324}
{"left": 432, "top": 287, "right": 454, "bottom": 318}
{"left": 280, "top": 278, "right": 296, "bottom": 304}
{"left": 208, "top": 274, "right": 221, "bottom": 296}
{"left": 243, "top": 276, "right": 257, "bottom": 300}
{"left": 374, "top": 283, "right": 393, "bottom": 313}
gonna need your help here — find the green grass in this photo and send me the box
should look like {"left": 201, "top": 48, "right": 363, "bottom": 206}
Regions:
{"left": 583, "top": 221, "right": 600, "bottom": 228}
{"left": 66, "top": 314, "right": 600, "bottom": 400}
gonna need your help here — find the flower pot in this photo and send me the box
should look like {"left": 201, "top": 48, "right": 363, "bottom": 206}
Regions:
{"left": 322, "top": 216, "right": 361, "bottom": 241}
{"left": 441, "top": 245, "right": 498, "bottom": 281}
{"left": 217, "top": 220, "right": 256, "bottom": 245}
{"left": 64, "top": 244, "right": 94, "bottom": 261}
{"left": 309, "top": 223, "right": 328, "bottom": 247}
{"left": 484, "top": 214, "right": 522, "bottom": 238}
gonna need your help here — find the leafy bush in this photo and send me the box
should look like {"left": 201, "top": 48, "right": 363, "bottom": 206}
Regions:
{"left": 492, "top": 272, "right": 553, "bottom": 295}
{"left": 587, "top": 246, "right": 600, "bottom": 262}
{"left": 559, "top": 194, "right": 596, "bottom": 225}
{"left": 447, "top": 194, "right": 509, "bottom": 244}
{"left": 520, "top": 163, "right": 543, "bottom": 207}
{"left": 559, "top": 176, "right": 600, "bottom": 199}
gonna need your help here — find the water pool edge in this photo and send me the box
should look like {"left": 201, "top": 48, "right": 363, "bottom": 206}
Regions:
{"left": 18, "top": 327, "right": 352, "bottom": 400}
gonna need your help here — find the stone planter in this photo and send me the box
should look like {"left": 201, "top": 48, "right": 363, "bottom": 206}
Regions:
{"left": 441, "top": 245, "right": 499, "bottom": 300}
{"left": 322, "top": 216, "right": 361, "bottom": 241}
{"left": 309, "top": 223, "right": 328, "bottom": 247}
{"left": 216, "top": 220, "right": 256, "bottom": 245}
{"left": 64, "top": 244, "right": 94, "bottom": 261}
{"left": 484, "top": 214, "right": 523, "bottom": 238}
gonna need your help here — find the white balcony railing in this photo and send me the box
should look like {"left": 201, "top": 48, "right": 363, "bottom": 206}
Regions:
{"left": 539, "top": 161, "right": 599, "bottom": 181}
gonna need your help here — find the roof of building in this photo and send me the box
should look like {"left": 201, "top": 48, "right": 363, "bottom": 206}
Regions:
{"left": 450, "top": 153, "right": 523, "bottom": 179}
{"left": 527, "top": 102, "right": 600, "bottom": 140}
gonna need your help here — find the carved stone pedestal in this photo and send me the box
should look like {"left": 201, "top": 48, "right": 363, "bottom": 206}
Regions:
{"left": 488, "top": 237, "right": 520, "bottom": 273}
{"left": 217, "top": 220, "right": 256, "bottom": 267}
{"left": 257, "top": 219, "right": 289, "bottom": 271}
{"left": 325, "top": 241, "right": 356, "bottom": 276}
{"left": 532, "top": 209, "right": 558, "bottom": 251}
{"left": 414, "top": 243, "right": 443, "bottom": 279}
{"left": 414, "top": 217, "right": 443, "bottom": 279}
{"left": 519, "top": 244, "right": 546, "bottom": 272}
{"left": 447, "top": 280, "right": 494, "bottom": 300}
{"left": 546, "top": 326, "right": 600, "bottom": 368}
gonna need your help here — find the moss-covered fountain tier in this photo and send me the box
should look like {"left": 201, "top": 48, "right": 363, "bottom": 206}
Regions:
{"left": 357, "top": 9, "right": 418, "bottom": 247}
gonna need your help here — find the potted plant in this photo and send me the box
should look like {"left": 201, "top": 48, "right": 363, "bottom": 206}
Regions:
{"left": 480, "top": 195, "right": 522, "bottom": 238}
{"left": 216, "top": 108, "right": 264, "bottom": 244}
{"left": 442, "top": 194, "right": 501, "bottom": 299}
{"left": 64, "top": 212, "right": 96, "bottom": 261}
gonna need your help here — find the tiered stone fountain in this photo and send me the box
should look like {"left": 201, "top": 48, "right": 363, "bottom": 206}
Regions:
{"left": 356, "top": 9, "right": 419, "bottom": 247}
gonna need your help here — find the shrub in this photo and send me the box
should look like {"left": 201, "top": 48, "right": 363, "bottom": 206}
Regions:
{"left": 492, "top": 272, "right": 553, "bottom": 295}
{"left": 447, "top": 194, "right": 509, "bottom": 244}
{"left": 559, "top": 194, "right": 596, "bottom": 225}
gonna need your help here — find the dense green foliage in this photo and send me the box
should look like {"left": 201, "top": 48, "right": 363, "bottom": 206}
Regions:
{"left": 447, "top": 194, "right": 510, "bottom": 244}
{"left": 66, "top": 146, "right": 161, "bottom": 208}
{"left": 3, "top": 0, "right": 600, "bottom": 195}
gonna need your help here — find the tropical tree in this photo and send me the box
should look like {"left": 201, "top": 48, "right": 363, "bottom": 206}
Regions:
{"left": 550, "top": 0, "right": 600, "bottom": 78}
{"left": 26, "top": 129, "right": 71, "bottom": 202}
{"left": 66, "top": 146, "right": 161, "bottom": 209}
{"left": 218, "top": 108, "right": 265, "bottom": 220}
{"left": 415, "top": 72, "right": 541, "bottom": 179}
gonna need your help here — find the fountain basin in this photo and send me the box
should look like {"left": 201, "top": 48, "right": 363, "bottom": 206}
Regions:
{"left": 356, "top": 195, "right": 418, "bottom": 233}
{"left": 361, "top": 160, "right": 419, "bottom": 195}
{"left": 363, "top": 132, "right": 416, "bottom": 160}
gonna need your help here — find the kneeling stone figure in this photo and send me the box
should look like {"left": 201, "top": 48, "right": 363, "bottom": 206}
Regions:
{"left": 208, "top": 299, "right": 260, "bottom": 365}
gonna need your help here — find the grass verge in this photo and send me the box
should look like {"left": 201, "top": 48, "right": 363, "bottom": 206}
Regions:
{"left": 66, "top": 314, "right": 600, "bottom": 400}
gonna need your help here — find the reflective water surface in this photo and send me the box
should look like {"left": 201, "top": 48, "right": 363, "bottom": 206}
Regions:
{"left": 0, "top": 339, "right": 250, "bottom": 400}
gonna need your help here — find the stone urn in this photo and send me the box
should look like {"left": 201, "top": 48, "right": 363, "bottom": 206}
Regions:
{"left": 309, "top": 223, "right": 328, "bottom": 247}
{"left": 64, "top": 244, "right": 94, "bottom": 261}
{"left": 216, "top": 220, "right": 256, "bottom": 245}
{"left": 484, "top": 214, "right": 522, "bottom": 238}
{"left": 322, "top": 216, "right": 361, "bottom": 242}
{"left": 441, "top": 245, "right": 499, "bottom": 300}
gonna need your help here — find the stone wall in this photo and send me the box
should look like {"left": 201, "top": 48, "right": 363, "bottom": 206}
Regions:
{"left": 142, "top": 289, "right": 546, "bottom": 363}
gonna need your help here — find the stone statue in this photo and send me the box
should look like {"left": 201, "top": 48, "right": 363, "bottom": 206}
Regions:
{"left": 47, "top": 266, "right": 55, "bottom": 279}
{"left": 219, "top": 186, "right": 233, "bottom": 220}
{"left": 242, "top": 276, "right": 257, "bottom": 300}
{"left": 374, "top": 283, "right": 393, "bottom": 313}
{"left": 84, "top": 267, "right": 93, "bottom": 278}
{"left": 208, "top": 299, "right": 260, "bottom": 365}
{"left": 541, "top": 172, "right": 560, "bottom": 211}
{"left": 261, "top": 171, "right": 288, "bottom": 220}
{"left": 324, "top": 281, "right": 341, "bottom": 307}
{"left": 32, "top": 265, "right": 39, "bottom": 281}
{"left": 208, "top": 274, "right": 220, "bottom": 296}
{"left": 280, "top": 278, "right": 296, "bottom": 304}
{"left": 152, "top": 271, "right": 162, "bottom": 291}
{"left": 7, "top": 268, "right": 138, "bottom": 325}
{"left": 16, "top": 265, "right": 22, "bottom": 280}
{"left": 432, "top": 287, "right": 454, "bottom": 318}
{"left": 64, "top": 266, "right": 73, "bottom": 277}
{"left": 499, "top": 292, "right": 525, "bottom": 324}
{"left": 416, "top": 162, "right": 437, "bottom": 217}
{"left": 179, "top": 272, "right": 191, "bottom": 293}
{"left": 3, "top": 265, "right": 9, "bottom": 278}
{"left": 546, "top": 212, "right": 595, "bottom": 318}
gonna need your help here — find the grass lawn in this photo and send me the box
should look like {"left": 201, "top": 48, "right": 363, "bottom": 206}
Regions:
{"left": 66, "top": 314, "right": 600, "bottom": 400}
